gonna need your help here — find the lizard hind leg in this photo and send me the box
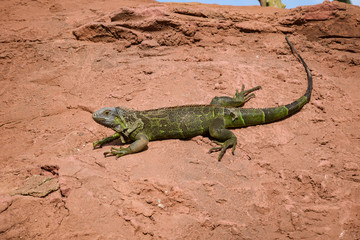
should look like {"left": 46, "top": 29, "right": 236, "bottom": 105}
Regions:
{"left": 208, "top": 117, "right": 237, "bottom": 161}
{"left": 210, "top": 84, "right": 261, "bottom": 107}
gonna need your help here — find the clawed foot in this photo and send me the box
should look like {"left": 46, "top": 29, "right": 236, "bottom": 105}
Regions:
{"left": 234, "top": 84, "right": 262, "bottom": 105}
{"left": 208, "top": 139, "right": 237, "bottom": 161}
{"left": 210, "top": 84, "right": 261, "bottom": 107}
{"left": 104, "top": 146, "right": 131, "bottom": 159}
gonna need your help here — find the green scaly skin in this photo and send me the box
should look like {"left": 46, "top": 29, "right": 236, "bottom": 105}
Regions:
{"left": 92, "top": 36, "right": 312, "bottom": 161}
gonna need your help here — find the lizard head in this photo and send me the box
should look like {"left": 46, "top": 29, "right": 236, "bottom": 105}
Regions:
{"left": 93, "top": 107, "right": 128, "bottom": 132}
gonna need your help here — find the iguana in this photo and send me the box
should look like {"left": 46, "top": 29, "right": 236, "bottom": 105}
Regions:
{"left": 92, "top": 36, "right": 312, "bottom": 161}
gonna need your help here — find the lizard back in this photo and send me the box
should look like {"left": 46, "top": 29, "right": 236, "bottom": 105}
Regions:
{"left": 134, "top": 105, "right": 230, "bottom": 140}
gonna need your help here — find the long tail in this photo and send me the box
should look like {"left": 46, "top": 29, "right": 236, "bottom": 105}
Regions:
{"left": 284, "top": 35, "right": 312, "bottom": 113}
{"left": 230, "top": 36, "right": 313, "bottom": 127}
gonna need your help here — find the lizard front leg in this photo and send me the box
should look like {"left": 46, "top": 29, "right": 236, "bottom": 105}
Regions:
{"left": 210, "top": 84, "right": 261, "bottom": 107}
{"left": 104, "top": 133, "right": 149, "bottom": 159}
{"left": 208, "top": 117, "right": 237, "bottom": 161}
{"left": 93, "top": 132, "right": 121, "bottom": 149}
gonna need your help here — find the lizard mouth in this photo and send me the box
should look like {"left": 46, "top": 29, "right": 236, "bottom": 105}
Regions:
{"left": 92, "top": 113, "right": 118, "bottom": 129}
{"left": 92, "top": 113, "right": 105, "bottom": 123}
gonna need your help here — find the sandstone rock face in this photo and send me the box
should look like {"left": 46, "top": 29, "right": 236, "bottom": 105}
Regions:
{"left": 0, "top": 0, "right": 359, "bottom": 239}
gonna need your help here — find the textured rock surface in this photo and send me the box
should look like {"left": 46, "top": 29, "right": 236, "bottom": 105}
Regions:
{"left": 0, "top": 0, "right": 359, "bottom": 239}
{"left": 11, "top": 175, "right": 60, "bottom": 198}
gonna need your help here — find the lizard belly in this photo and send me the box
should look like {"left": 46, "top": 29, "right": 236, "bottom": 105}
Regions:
{"left": 146, "top": 124, "right": 208, "bottom": 140}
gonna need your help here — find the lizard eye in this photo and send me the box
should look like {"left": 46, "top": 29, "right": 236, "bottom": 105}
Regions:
{"left": 104, "top": 110, "right": 110, "bottom": 115}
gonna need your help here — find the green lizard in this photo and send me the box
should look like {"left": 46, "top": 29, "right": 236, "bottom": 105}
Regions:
{"left": 92, "top": 36, "right": 312, "bottom": 161}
